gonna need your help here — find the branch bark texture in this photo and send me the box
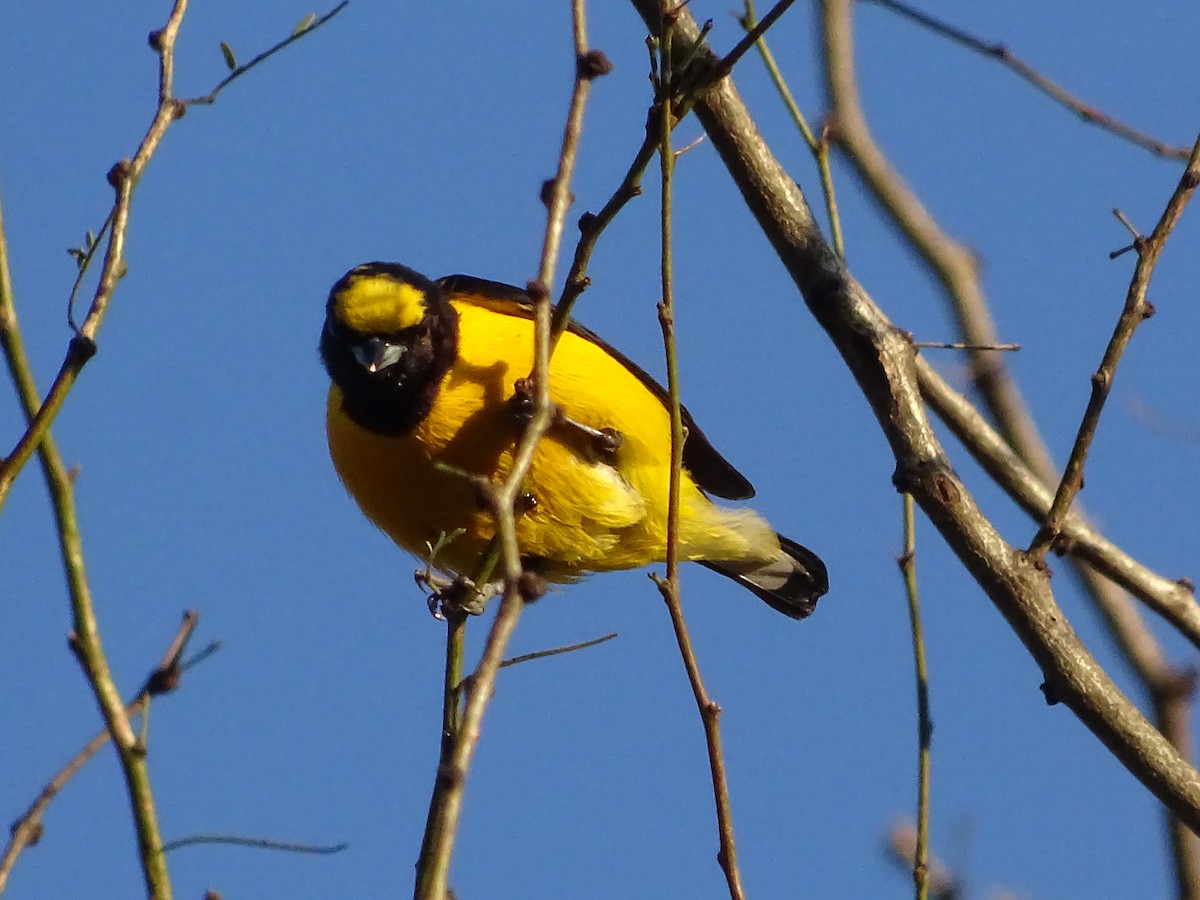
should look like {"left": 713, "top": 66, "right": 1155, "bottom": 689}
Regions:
{"left": 629, "top": 0, "right": 1200, "bottom": 834}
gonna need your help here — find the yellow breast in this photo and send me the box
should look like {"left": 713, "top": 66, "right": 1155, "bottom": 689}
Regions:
{"left": 326, "top": 299, "right": 774, "bottom": 579}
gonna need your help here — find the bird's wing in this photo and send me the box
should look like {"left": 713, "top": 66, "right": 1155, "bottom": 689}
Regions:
{"left": 436, "top": 274, "right": 756, "bottom": 501}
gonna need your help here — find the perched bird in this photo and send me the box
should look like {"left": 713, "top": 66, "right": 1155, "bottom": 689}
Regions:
{"left": 320, "top": 262, "right": 828, "bottom": 618}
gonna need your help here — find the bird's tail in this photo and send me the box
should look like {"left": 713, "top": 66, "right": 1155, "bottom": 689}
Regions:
{"left": 700, "top": 534, "right": 829, "bottom": 619}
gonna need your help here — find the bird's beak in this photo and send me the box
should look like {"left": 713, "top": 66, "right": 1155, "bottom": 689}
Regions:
{"left": 352, "top": 337, "right": 404, "bottom": 374}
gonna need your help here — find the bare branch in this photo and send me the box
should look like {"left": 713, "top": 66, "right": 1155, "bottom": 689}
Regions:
{"left": 181, "top": 2, "right": 349, "bottom": 106}
{"left": 1029, "top": 140, "right": 1200, "bottom": 561}
{"left": 886, "top": 820, "right": 960, "bottom": 900}
{"left": 498, "top": 632, "right": 618, "bottom": 669}
{"left": 413, "top": 3, "right": 605, "bottom": 895}
{"left": 160, "top": 835, "right": 347, "bottom": 855}
{"left": 0, "top": 1, "right": 348, "bottom": 510}
{"left": 898, "top": 497, "right": 932, "bottom": 900}
{"left": 0, "top": 612, "right": 205, "bottom": 894}
{"left": 632, "top": 0, "right": 1200, "bottom": 835}
{"left": 653, "top": 17, "right": 745, "bottom": 896}
{"left": 917, "top": 360, "right": 1200, "bottom": 659}
{"left": 862, "top": 0, "right": 1193, "bottom": 161}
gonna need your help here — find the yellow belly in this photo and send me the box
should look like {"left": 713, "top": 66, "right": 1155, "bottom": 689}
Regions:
{"left": 326, "top": 300, "right": 777, "bottom": 579}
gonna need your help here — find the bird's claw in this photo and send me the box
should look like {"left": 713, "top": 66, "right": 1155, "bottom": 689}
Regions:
{"left": 508, "top": 382, "right": 623, "bottom": 459}
{"left": 416, "top": 570, "right": 499, "bottom": 619}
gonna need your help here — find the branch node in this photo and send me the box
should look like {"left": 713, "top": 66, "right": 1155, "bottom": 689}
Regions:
{"left": 145, "top": 662, "right": 182, "bottom": 696}
{"left": 576, "top": 49, "right": 613, "bottom": 79}
{"left": 69, "top": 335, "right": 98, "bottom": 362}
{"left": 515, "top": 570, "right": 548, "bottom": 603}
{"left": 539, "top": 179, "right": 574, "bottom": 210}
{"left": 1049, "top": 533, "right": 1073, "bottom": 556}
{"left": 524, "top": 278, "right": 550, "bottom": 302}
{"left": 106, "top": 159, "right": 133, "bottom": 190}
{"left": 436, "top": 761, "right": 464, "bottom": 791}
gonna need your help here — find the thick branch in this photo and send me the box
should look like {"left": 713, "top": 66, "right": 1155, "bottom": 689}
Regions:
{"left": 630, "top": 0, "right": 1200, "bottom": 833}
{"left": 917, "top": 359, "right": 1200, "bottom": 662}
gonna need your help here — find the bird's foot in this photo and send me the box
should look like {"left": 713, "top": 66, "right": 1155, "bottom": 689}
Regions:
{"left": 551, "top": 407, "right": 623, "bottom": 458}
{"left": 417, "top": 570, "right": 500, "bottom": 619}
{"left": 509, "top": 379, "right": 623, "bottom": 459}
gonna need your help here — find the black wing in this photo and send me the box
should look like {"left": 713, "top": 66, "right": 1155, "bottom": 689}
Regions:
{"left": 436, "top": 274, "right": 756, "bottom": 501}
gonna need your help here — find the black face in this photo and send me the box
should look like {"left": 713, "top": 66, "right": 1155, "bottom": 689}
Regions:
{"left": 320, "top": 270, "right": 459, "bottom": 437}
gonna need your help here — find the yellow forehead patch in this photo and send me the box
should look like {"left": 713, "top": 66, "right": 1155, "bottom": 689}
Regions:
{"left": 333, "top": 274, "right": 428, "bottom": 334}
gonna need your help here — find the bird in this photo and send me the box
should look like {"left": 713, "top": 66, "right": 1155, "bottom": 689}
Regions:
{"left": 320, "top": 261, "right": 828, "bottom": 618}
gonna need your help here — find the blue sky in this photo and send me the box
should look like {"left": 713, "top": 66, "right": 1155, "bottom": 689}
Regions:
{"left": 3, "top": 2, "right": 1199, "bottom": 898}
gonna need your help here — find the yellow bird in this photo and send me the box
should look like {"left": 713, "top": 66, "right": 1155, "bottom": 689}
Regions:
{"left": 321, "top": 262, "right": 828, "bottom": 618}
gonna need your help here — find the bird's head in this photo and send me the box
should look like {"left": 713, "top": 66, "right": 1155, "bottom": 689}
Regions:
{"left": 321, "top": 262, "right": 458, "bottom": 434}
{"left": 323, "top": 262, "right": 441, "bottom": 377}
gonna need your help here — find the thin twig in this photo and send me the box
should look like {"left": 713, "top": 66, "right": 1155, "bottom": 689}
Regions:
{"left": 862, "top": 0, "right": 1192, "bottom": 161}
{"left": 652, "top": 13, "right": 745, "bottom": 898}
{"left": 1113, "top": 208, "right": 1141, "bottom": 240}
{"left": 740, "top": 0, "right": 818, "bottom": 149}
{"left": 898, "top": 496, "right": 931, "bottom": 900}
{"left": 457, "top": 632, "right": 621, "bottom": 695}
{"left": 704, "top": 0, "right": 798, "bottom": 86}
{"left": 161, "top": 835, "right": 347, "bottom": 855}
{"left": 0, "top": 0, "right": 347, "bottom": 510}
{"left": 631, "top": 0, "right": 1200, "bottom": 842}
{"left": 916, "top": 358, "right": 1200, "bottom": 657}
{"left": 0, "top": 613, "right": 204, "bottom": 894}
{"left": 414, "top": 609, "right": 467, "bottom": 889}
{"left": 818, "top": 9, "right": 1200, "bottom": 882}
{"left": 65, "top": 209, "right": 115, "bottom": 332}
{"left": 912, "top": 340, "right": 1019, "bottom": 352}
{"left": 740, "top": 0, "right": 845, "bottom": 256}
{"left": 1, "top": 10, "right": 202, "bottom": 895}
{"left": 180, "top": 2, "right": 349, "bottom": 106}
{"left": 820, "top": 0, "right": 1053, "bottom": 488}
{"left": 412, "top": 3, "right": 604, "bottom": 896}
{"left": 923, "top": 356, "right": 1200, "bottom": 887}
{"left": 886, "top": 821, "right": 960, "bottom": 900}
{"left": 1028, "top": 138, "right": 1200, "bottom": 561}
{"left": 1, "top": 4, "right": 343, "bottom": 894}
{"left": 498, "top": 632, "right": 618, "bottom": 669}
{"left": 551, "top": 128, "right": 657, "bottom": 347}
{"left": 1154, "top": 670, "right": 1200, "bottom": 900}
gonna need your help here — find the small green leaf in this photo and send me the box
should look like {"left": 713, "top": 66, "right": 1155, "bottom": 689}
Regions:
{"left": 293, "top": 13, "right": 317, "bottom": 36}
{"left": 220, "top": 41, "right": 237, "bottom": 71}
{"left": 68, "top": 247, "right": 85, "bottom": 268}
{"left": 85, "top": 229, "right": 95, "bottom": 249}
